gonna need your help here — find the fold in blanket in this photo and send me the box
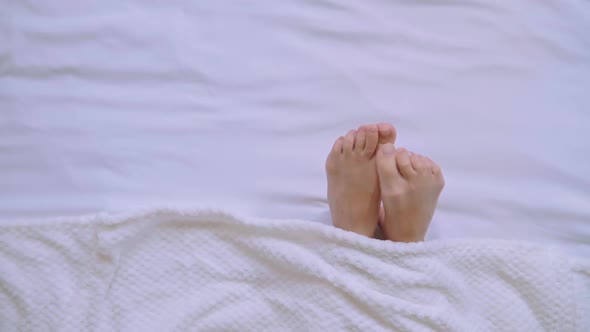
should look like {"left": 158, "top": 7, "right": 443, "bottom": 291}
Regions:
{"left": 0, "top": 209, "right": 589, "bottom": 331}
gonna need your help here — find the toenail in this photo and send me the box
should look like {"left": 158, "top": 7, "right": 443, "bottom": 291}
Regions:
{"left": 382, "top": 144, "right": 395, "bottom": 155}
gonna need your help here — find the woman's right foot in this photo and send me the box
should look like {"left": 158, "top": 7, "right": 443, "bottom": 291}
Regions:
{"left": 326, "top": 123, "right": 397, "bottom": 238}
{"left": 375, "top": 144, "right": 445, "bottom": 242}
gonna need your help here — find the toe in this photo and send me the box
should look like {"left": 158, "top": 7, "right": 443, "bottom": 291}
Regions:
{"left": 354, "top": 127, "right": 367, "bottom": 153}
{"left": 331, "top": 137, "right": 345, "bottom": 154}
{"left": 376, "top": 143, "right": 400, "bottom": 184}
{"left": 424, "top": 156, "right": 441, "bottom": 175}
{"left": 425, "top": 156, "right": 445, "bottom": 187}
{"left": 343, "top": 130, "right": 356, "bottom": 155}
{"left": 362, "top": 125, "right": 379, "bottom": 157}
{"left": 395, "top": 148, "right": 416, "bottom": 178}
{"left": 377, "top": 123, "right": 397, "bottom": 145}
{"left": 410, "top": 154, "right": 429, "bottom": 173}
{"left": 325, "top": 137, "right": 344, "bottom": 173}
{"left": 437, "top": 172, "right": 446, "bottom": 189}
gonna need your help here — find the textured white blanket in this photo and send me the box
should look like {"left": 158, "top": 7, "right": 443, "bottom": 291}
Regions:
{"left": 1, "top": 209, "right": 588, "bottom": 331}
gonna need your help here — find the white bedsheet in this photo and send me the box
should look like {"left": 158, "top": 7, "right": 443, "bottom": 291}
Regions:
{"left": 1, "top": 209, "right": 589, "bottom": 331}
{"left": 1, "top": 1, "right": 589, "bottom": 256}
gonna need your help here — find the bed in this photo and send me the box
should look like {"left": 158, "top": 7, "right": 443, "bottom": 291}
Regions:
{"left": 1, "top": 0, "right": 589, "bottom": 330}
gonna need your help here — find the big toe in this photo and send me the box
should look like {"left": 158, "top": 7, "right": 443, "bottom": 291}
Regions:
{"left": 377, "top": 123, "right": 397, "bottom": 144}
{"left": 376, "top": 143, "right": 400, "bottom": 185}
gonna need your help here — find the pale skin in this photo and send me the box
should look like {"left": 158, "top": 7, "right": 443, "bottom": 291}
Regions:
{"left": 326, "top": 123, "right": 444, "bottom": 242}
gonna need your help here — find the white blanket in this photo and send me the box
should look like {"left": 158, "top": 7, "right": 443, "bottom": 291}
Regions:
{"left": 1, "top": 209, "right": 588, "bottom": 331}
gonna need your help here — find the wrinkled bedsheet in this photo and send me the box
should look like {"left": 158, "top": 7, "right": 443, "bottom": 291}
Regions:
{"left": 1, "top": 1, "right": 589, "bottom": 257}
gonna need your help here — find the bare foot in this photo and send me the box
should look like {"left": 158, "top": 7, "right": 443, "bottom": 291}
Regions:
{"left": 376, "top": 144, "right": 445, "bottom": 242}
{"left": 326, "top": 124, "right": 396, "bottom": 237}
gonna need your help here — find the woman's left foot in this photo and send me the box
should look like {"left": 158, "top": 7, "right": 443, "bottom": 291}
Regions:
{"left": 376, "top": 144, "right": 445, "bottom": 242}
